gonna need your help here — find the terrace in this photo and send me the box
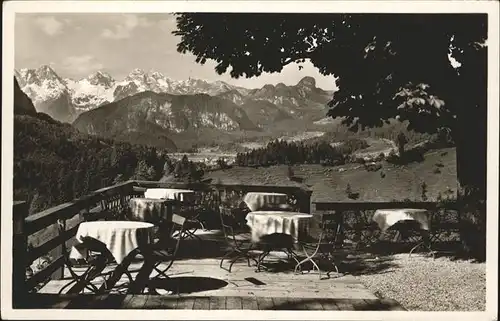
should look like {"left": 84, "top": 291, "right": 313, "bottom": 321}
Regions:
{"left": 11, "top": 180, "right": 471, "bottom": 311}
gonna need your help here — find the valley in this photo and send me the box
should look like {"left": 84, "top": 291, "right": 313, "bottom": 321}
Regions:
{"left": 15, "top": 66, "right": 335, "bottom": 152}
{"left": 13, "top": 65, "right": 449, "bottom": 214}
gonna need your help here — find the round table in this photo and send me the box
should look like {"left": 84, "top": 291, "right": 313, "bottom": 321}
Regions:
{"left": 372, "top": 208, "right": 430, "bottom": 232}
{"left": 144, "top": 188, "right": 196, "bottom": 202}
{"left": 245, "top": 211, "right": 313, "bottom": 243}
{"left": 243, "top": 192, "right": 289, "bottom": 212}
{"left": 372, "top": 208, "right": 433, "bottom": 256}
{"left": 128, "top": 198, "right": 173, "bottom": 224}
{"left": 70, "top": 221, "right": 155, "bottom": 265}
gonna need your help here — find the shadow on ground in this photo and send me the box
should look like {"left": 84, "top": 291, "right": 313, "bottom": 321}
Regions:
{"left": 360, "top": 240, "right": 483, "bottom": 262}
{"left": 149, "top": 276, "right": 228, "bottom": 295}
{"left": 163, "top": 230, "right": 406, "bottom": 277}
{"left": 338, "top": 253, "right": 400, "bottom": 276}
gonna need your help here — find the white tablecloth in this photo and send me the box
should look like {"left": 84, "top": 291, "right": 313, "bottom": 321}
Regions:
{"left": 69, "top": 221, "right": 154, "bottom": 264}
{"left": 245, "top": 211, "right": 313, "bottom": 243}
{"left": 243, "top": 192, "right": 289, "bottom": 212}
{"left": 372, "top": 208, "right": 430, "bottom": 232}
{"left": 144, "top": 188, "right": 196, "bottom": 202}
{"left": 128, "top": 197, "right": 172, "bottom": 224}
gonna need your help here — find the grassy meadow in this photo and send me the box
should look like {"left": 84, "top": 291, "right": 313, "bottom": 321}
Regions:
{"left": 207, "top": 147, "right": 458, "bottom": 202}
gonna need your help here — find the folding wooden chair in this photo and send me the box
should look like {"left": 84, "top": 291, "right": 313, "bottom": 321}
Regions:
{"left": 57, "top": 219, "right": 121, "bottom": 294}
{"left": 254, "top": 233, "right": 300, "bottom": 272}
{"left": 219, "top": 210, "right": 257, "bottom": 272}
{"left": 171, "top": 201, "right": 204, "bottom": 243}
{"left": 151, "top": 214, "right": 186, "bottom": 280}
{"left": 294, "top": 213, "right": 344, "bottom": 279}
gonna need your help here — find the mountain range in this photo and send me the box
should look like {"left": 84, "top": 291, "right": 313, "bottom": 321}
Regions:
{"left": 15, "top": 65, "right": 334, "bottom": 149}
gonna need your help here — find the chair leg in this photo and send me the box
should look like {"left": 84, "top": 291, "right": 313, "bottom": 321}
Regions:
{"left": 228, "top": 255, "right": 242, "bottom": 272}
{"left": 294, "top": 254, "right": 322, "bottom": 278}
{"left": 196, "top": 219, "right": 207, "bottom": 231}
{"left": 58, "top": 279, "right": 78, "bottom": 294}
{"left": 323, "top": 253, "right": 339, "bottom": 279}
{"left": 256, "top": 250, "right": 270, "bottom": 272}
{"left": 220, "top": 249, "right": 237, "bottom": 271}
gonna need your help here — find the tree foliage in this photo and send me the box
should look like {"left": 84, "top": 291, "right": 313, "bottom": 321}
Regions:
{"left": 173, "top": 13, "right": 487, "bottom": 199}
{"left": 235, "top": 138, "right": 369, "bottom": 167}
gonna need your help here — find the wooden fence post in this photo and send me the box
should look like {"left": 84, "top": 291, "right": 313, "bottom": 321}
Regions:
{"left": 53, "top": 218, "right": 66, "bottom": 280}
{"left": 298, "top": 189, "right": 312, "bottom": 213}
{"left": 12, "top": 201, "right": 28, "bottom": 308}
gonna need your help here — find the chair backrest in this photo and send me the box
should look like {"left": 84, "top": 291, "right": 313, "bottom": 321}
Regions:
{"left": 168, "top": 214, "right": 187, "bottom": 256}
{"left": 317, "top": 213, "right": 342, "bottom": 245}
{"left": 218, "top": 210, "right": 239, "bottom": 243}
{"left": 171, "top": 213, "right": 186, "bottom": 227}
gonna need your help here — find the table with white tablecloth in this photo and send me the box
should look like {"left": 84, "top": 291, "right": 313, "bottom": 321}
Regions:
{"left": 245, "top": 211, "right": 313, "bottom": 272}
{"left": 245, "top": 211, "right": 313, "bottom": 243}
{"left": 69, "top": 221, "right": 157, "bottom": 294}
{"left": 144, "top": 188, "right": 196, "bottom": 203}
{"left": 372, "top": 208, "right": 430, "bottom": 232}
{"left": 128, "top": 198, "right": 174, "bottom": 224}
{"left": 243, "top": 192, "right": 289, "bottom": 212}
{"left": 70, "top": 221, "right": 155, "bottom": 264}
{"left": 372, "top": 208, "right": 434, "bottom": 256}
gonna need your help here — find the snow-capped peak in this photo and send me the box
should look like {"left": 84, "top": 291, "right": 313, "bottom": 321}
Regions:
{"left": 36, "top": 65, "right": 61, "bottom": 81}
{"left": 17, "top": 65, "right": 319, "bottom": 117}
{"left": 149, "top": 71, "right": 166, "bottom": 80}
{"left": 86, "top": 71, "right": 115, "bottom": 87}
{"left": 126, "top": 68, "right": 147, "bottom": 80}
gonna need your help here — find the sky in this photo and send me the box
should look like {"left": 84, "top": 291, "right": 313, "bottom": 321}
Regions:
{"left": 14, "top": 13, "right": 338, "bottom": 90}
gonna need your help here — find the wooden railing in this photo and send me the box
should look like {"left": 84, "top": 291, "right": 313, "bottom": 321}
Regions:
{"left": 12, "top": 180, "right": 312, "bottom": 297}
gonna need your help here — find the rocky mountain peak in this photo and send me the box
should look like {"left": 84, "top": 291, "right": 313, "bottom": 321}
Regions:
{"left": 297, "top": 76, "right": 316, "bottom": 89}
{"left": 150, "top": 71, "right": 166, "bottom": 80}
{"left": 36, "top": 65, "right": 62, "bottom": 81}
{"left": 125, "top": 68, "right": 148, "bottom": 82}
{"left": 87, "top": 71, "right": 115, "bottom": 87}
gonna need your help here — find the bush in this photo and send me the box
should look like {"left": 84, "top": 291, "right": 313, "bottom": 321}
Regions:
{"left": 386, "top": 148, "right": 425, "bottom": 165}
{"left": 345, "top": 184, "right": 360, "bottom": 200}
{"left": 459, "top": 202, "right": 486, "bottom": 262}
{"left": 364, "top": 162, "right": 382, "bottom": 172}
{"left": 216, "top": 157, "right": 230, "bottom": 170}
{"left": 336, "top": 138, "right": 370, "bottom": 155}
{"left": 420, "top": 181, "right": 428, "bottom": 201}
{"left": 320, "top": 158, "right": 345, "bottom": 167}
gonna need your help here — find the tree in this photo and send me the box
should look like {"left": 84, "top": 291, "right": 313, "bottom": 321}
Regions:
{"left": 132, "top": 160, "right": 155, "bottom": 181}
{"left": 173, "top": 13, "right": 487, "bottom": 201}
{"left": 287, "top": 165, "right": 295, "bottom": 180}
{"left": 396, "top": 132, "right": 408, "bottom": 157}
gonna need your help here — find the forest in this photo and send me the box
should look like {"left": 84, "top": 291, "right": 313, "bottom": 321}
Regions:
{"left": 13, "top": 112, "right": 204, "bottom": 215}
{"left": 234, "top": 138, "right": 369, "bottom": 167}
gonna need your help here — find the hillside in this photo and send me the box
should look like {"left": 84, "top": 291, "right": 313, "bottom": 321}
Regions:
{"left": 239, "top": 99, "right": 294, "bottom": 128}
{"left": 207, "top": 147, "right": 458, "bottom": 202}
{"left": 72, "top": 91, "right": 261, "bottom": 150}
{"left": 14, "top": 77, "right": 37, "bottom": 115}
